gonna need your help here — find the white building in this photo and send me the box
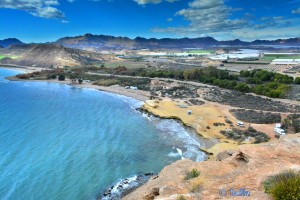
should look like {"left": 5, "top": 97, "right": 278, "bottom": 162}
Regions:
{"left": 271, "top": 59, "right": 300, "bottom": 65}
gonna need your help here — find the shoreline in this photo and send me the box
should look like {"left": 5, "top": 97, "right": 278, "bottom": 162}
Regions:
{"left": 5, "top": 75, "right": 151, "bottom": 102}
{"left": 0, "top": 66, "right": 148, "bottom": 102}
{"left": 2, "top": 66, "right": 217, "bottom": 150}
{"left": 2, "top": 66, "right": 285, "bottom": 158}
{"left": 0, "top": 66, "right": 149, "bottom": 102}
{"left": 0, "top": 66, "right": 247, "bottom": 158}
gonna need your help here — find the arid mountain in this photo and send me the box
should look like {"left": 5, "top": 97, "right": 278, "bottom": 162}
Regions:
{"left": 0, "top": 38, "right": 24, "bottom": 48}
{"left": 2, "top": 35, "right": 299, "bottom": 52}
{"left": 0, "top": 44, "right": 113, "bottom": 68}
{"left": 56, "top": 33, "right": 300, "bottom": 51}
{"left": 56, "top": 34, "right": 135, "bottom": 51}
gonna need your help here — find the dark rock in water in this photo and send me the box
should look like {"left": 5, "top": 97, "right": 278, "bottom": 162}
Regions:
{"left": 96, "top": 173, "right": 154, "bottom": 200}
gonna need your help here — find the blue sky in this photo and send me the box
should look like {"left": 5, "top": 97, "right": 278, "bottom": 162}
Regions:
{"left": 1, "top": 0, "right": 300, "bottom": 42}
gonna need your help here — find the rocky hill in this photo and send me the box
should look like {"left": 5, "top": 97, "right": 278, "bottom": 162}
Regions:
{"left": 123, "top": 134, "right": 300, "bottom": 200}
{"left": 56, "top": 33, "right": 300, "bottom": 51}
{"left": 0, "top": 44, "right": 113, "bottom": 68}
{"left": 0, "top": 38, "right": 24, "bottom": 48}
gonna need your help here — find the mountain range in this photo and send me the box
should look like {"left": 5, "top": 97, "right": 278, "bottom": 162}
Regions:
{"left": 1, "top": 34, "right": 300, "bottom": 51}
{"left": 55, "top": 34, "right": 300, "bottom": 51}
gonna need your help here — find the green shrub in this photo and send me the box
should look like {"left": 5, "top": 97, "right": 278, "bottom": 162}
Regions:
{"left": 235, "top": 83, "right": 250, "bottom": 92}
{"left": 47, "top": 74, "right": 57, "bottom": 79}
{"left": 58, "top": 74, "right": 65, "bottom": 81}
{"left": 16, "top": 73, "right": 31, "bottom": 79}
{"left": 184, "top": 168, "right": 200, "bottom": 180}
{"left": 263, "top": 170, "right": 300, "bottom": 200}
{"left": 176, "top": 195, "right": 186, "bottom": 200}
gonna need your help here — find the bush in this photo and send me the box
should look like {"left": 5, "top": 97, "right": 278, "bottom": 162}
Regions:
{"left": 251, "top": 82, "right": 290, "bottom": 98}
{"left": 263, "top": 170, "right": 300, "bottom": 200}
{"left": 235, "top": 83, "right": 250, "bottom": 92}
{"left": 295, "top": 77, "right": 300, "bottom": 84}
{"left": 58, "top": 74, "right": 65, "bottom": 81}
{"left": 189, "top": 178, "right": 203, "bottom": 193}
{"left": 47, "top": 74, "right": 57, "bottom": 79}
{"left": 16, "top": 73, "right": 31, "bottom": 79}
{"left": 225, "top": 119, "right": 233, "bottom": 124}
{"left": 184, "top": 168, "right": 200, "bottom": 180}
{"left": 176, "top": 195, "right": 186, "bottom": 200}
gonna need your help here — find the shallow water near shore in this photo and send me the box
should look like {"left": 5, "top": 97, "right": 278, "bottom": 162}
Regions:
{"left": 0, "top": 68, "right": 207, "bottom": 200}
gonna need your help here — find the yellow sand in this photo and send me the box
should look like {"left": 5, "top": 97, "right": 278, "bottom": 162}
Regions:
{"left": 143, "top": 99, "right": 240, "bottom": 157}
{"left": 143, "top": 99, "right": 236, "bottom": 139}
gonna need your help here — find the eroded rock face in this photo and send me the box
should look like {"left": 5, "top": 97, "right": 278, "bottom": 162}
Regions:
{"left": 123, "top": 134, "right": 300, "bottom": 200}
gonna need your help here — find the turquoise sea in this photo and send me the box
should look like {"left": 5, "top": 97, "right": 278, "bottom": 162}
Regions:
{"left": 0, "top": 68, "right": 206, "bottom": 200}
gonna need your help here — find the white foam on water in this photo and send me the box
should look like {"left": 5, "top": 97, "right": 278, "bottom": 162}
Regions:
{"left": 176, "top": 148, "right": 184, "bottom": 160}
{"left": 100, "top": 174, "right": 152, "bottom": 200}
{"left": 153, "top": 118, "right": 207, "bottom": 162}
{"left": 100, "top": 91, "right": 144, "bottom": 109}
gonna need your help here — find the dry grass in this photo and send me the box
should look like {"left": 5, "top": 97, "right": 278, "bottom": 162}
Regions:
{"left": 189, "top": 177, "right": 203, "bottom": 193}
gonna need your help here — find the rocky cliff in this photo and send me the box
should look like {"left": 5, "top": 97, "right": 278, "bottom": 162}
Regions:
{"left": 123, "top": 134, "right": 300, "bottom": 200}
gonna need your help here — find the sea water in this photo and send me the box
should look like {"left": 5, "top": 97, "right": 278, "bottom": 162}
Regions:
{"left": 0, "top": 68, "right": 206, "bottom": 200}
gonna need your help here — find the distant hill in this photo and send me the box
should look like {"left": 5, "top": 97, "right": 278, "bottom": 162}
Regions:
{"left": 56, "top": 33, "right": 300, "bottom": 50}
{"left": 0, "top": 44, "right": 113, "bottom": 68}
{"left": 0, "top": 38, "right": 24, "bottom": 48}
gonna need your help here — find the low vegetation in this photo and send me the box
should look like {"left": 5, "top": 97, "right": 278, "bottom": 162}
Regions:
{"left": 86, "top": 65, "right": 297, "bottom": 98}
{"left": 93, "top": 79, "right": 119, "bottom": 86}
{"left": 0, "top": 55, "right": 18, "bottom": 59}
{"left": 263, "top": 170, "right": 300, "bottom": 200}
{"left": 176, "top": 195, "right": 187, "bottom": 200}
{"left": 204, "top": 87, "right": 300, "bottom": 113}
{"left": 16, "top": 71, "right": 41, "bottom": 79}
{"left": 284, "top": 114, "right": 300, "bottom": 133}
{"left": 189, "top": 178, "right": 203, "bottom": 193}
{"left": 58, "top": 74, "right": 65, "bottom": 81}
{"left": 184, "top": 169, "right": 200, "bottom": 180}
{"left": 14, "top": 65, "right": 298, "bottom": 100}
{"left": 220, "top": 127, "right": 270, "bottom": 144}
{"left": 230, "top": 109, "right": 281, "bottom": 124}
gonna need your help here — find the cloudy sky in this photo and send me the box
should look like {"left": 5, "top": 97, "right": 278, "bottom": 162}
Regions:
{"left": 1, "top": 0, "right": 300, "bottom": 42}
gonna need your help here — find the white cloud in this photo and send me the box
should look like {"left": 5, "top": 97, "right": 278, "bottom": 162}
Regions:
{"left": 152, "top": 0, "right": 300, "bottom": 40}
{"left": 153, "top": 0, "right": 247, "bottom": 35}
{"left": 134, "top": 0, "right": 179, "bottom": 5}
{"left": 188, "top": 0, "right": 223, "bottom": 9}
{"left": 0, "top": 0, "right": 65, "bottom": 19}
{"left": 134, "top": 0, "right": 161, "bottom": 4}
{"left": 292, "top": 7, "right": 300, "bottom": 14}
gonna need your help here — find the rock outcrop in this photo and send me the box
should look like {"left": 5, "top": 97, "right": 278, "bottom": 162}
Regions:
{"left": 123, "top": 134, "right": 300, "bottom": 200}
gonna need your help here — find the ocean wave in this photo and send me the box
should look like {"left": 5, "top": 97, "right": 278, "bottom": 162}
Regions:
{"left": 100, "top": 91, "right": 144, "bottom": 109}
{"left": 153, "top": 118, "right": 207, "bottom": 162}
{"left": 97, "top": 173, "right": 154, "bottom": 200}
{"left": 168, "top": 148, "right": 184, "bottom": 159}
{"left": 138, "top": 112, "right": 207, "bottom": 162}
